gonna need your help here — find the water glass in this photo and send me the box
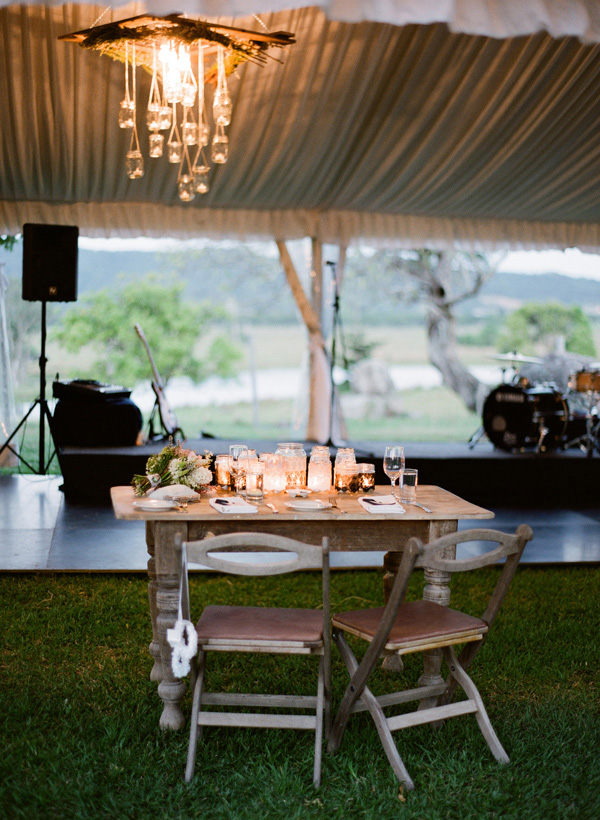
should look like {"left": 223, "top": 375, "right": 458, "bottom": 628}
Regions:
{"left": 399, "top": 469, "right": 418, "bottom": 504}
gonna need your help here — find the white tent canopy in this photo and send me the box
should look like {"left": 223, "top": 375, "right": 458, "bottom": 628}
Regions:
{"left": 2, "top": 2, "right": 600, "bottom": 250}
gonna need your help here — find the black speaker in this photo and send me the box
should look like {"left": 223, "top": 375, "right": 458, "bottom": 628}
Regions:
{"left": 22, "top": 223, "right": 79, "bottom": 302}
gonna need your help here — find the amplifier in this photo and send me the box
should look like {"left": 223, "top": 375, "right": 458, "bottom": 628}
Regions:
{"left": 53, "top": 379, "right": 132, "bottom": 403}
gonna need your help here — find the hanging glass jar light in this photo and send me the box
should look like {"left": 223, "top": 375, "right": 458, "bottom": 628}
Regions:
{"left": 118, "top": 40, "right": 135, "bottom": 128}
{"left": 146, "top": 44, "right": 162, "bottom": 132}
{"left": 124, "top": 44, "right": 144, "bottom": 178}
{"left": 149, "top": 132, "right": 164, "bottom": 158}
{"left": 211, "top": 124, "right": 228, "bottom": 164}
{"left": 177, "top": 173, "right": 196, "bottom": 201}
{"left": 193, "top": 161, "right": 210, "bottom": 194}
{"left": 212, "top": 45, "right": 232, "bottom": 126}
{"left": 181, "top": 107, "right": 199, "bottom": 146}
{"left": 160, "top": 41, "right": 185, "bottom": 104}
{"left": 167, "top": 102, "right": 183, "bottom": 163}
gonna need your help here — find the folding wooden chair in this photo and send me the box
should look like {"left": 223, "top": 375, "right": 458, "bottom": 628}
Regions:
{"left": 327, "top": 525, "right": 533, "bottom": 789}
{"left": 177, "top": 532, "right": 330, "bottom": 788}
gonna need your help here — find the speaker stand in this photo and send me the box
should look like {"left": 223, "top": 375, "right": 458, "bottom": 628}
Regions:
{"left": 0, "top": 301, "right": 58, "bottom": 474}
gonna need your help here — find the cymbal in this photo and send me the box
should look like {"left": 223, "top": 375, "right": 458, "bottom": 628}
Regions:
{"left": 490, "top": 352, "right": 544, "bottom": 365}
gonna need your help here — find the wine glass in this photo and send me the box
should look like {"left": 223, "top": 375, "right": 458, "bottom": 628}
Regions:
{"left": 383, "top": 445, "right": 405, "bottom": 498}
{"left": 228, "top": 444, "right": 248, "bottom": 496}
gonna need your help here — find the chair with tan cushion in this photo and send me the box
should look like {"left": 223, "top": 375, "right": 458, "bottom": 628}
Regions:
{"left": 327, "top": 525, "right": 533, "bottom": 789}
{"left": 178, "top": 532, "right": 330, "bottom": 788}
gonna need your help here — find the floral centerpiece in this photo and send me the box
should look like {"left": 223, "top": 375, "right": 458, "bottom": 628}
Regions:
{"left": 132, "top": 442, "right": 213, "bottom": 497}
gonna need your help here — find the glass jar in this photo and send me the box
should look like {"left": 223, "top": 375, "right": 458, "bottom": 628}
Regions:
{"left": 307, "top": 446, "right": 332, "bottom": 492}
{"left": 245, "top": 461, "right": 264, "bottom": 501}
{"left": 276, "top": 443, "right": 307, "bottom": 489}
{"left": 260, "top": 453, "right": 287, "bottom": 493}
{"left": 357, "top": 463, "right": 376, "bottom": 493}
{"left": 334, "top": 447, "right": 356, "bottom": 489}
{"left": 215, "top": 454, "right": 233, "bottom": 490}
{"left": 334, "top": 463, "right": 359, "bottom": 493}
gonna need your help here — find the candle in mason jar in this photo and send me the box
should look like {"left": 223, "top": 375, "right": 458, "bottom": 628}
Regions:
{"left": 260, "top": 453, "right": 286, "bottom": 493}
{"left": 333, "top": 447, "right": 356, "bottom": 489}
{"left": 245, "top": 461, "right": 264, "bottom": 501}
{"left": 308, "top": 446, "right": 332, "bottom": 492}
{"left": 334, "top": 463, "right": 359, "bottom": 493}
{"left": 276, "top": 443, "right": 307, "bottom": 489}
{"left": 215, "top": 454, "right": 233, "bottom": 490}
{"left": 357, "top": 463, "right": 375, "bottom": 492}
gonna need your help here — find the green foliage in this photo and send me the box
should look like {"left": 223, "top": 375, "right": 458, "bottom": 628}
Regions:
{"left": 499, "top": 302, "right": 596, "bottom": 357}
{"left": 458, "top": 316, "right": 502, "bottom": 346}
{"left": 342, "top": 330, "right": 380, "bottom": 367}
{"left": 0, "top": 234, "right": 18, "bottom": 251}
{"left": 51, "top": 274, "right": 242, "bottom": 386}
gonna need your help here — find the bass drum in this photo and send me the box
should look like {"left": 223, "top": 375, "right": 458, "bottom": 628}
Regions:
{"left": 483, "top": 384, "right": 568, "bottom": 451}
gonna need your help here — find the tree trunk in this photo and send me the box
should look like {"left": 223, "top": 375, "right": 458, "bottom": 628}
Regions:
{"left": 426, "top": 300, "right": 487, "bottom": 414}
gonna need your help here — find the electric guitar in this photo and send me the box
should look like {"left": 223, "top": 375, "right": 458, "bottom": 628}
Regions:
{"left": 134, "top": 323, "right": 183, "bottom": 439}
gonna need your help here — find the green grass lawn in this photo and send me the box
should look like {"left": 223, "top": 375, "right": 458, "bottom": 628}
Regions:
{"left": 0, "top": 567, "right": 598, "bottom": 820}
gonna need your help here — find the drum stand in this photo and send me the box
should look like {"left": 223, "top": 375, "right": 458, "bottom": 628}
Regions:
{"left": 564, "top": 391, "right": 599, "bottom": 457}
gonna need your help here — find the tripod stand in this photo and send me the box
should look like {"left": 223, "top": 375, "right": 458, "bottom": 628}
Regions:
{"left": 0, "top": 301, "right": 58, "bottom": 474}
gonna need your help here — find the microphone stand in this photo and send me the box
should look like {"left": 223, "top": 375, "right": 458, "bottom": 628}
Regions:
{"left": 324, "top": 260, "right": 346, "bottom": 448}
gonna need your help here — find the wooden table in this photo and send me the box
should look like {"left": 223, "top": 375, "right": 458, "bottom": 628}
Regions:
{"left": 111, "top": 485, "right": 493, "bottom": 730}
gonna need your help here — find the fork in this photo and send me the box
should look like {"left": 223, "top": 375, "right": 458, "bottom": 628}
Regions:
{"left": 329, "top": 496, "right": 346, "bottom": 513}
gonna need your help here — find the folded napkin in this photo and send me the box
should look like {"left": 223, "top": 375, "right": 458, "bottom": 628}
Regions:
{"left": 358, "top": 495, "right": 405, "bottom": 514}
{"left": 209, "top": 497, "right": 258, "bottom": 515}
{"left": 151, "top": 484, "right": 199, "bottom": 500}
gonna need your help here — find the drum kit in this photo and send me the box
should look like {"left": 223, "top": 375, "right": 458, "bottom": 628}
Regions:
{"left": 470, "top": 352, "right": 600, "bottom": 456}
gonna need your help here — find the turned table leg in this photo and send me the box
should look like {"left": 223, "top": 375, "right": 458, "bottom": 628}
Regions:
{"left": 153, "top": 520, "right": 189, "bottom": 731}
{"left": 146, "top": 522, "right": 163, "bottom": 683}
{"left": 417, "top": 521, "right": 457, "bottom": 704}
{"left": 382, "top": 521, "right": 458, "bottom": 680}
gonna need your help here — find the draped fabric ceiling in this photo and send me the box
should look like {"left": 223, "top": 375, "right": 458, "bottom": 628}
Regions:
{"left": 2, "top": 1, "right": 600, "bottom": 249}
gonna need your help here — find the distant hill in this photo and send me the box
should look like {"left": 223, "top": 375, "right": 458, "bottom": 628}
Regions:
{"left": 478, "top": 271, "right": 600, "bottom": 305}
{"left": 3, "top": 246, "right": 600, "bottom": 322}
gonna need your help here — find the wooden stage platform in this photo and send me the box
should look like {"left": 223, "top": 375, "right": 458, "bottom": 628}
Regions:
{"left": 56, "top": 438, "right": 596, "bottom": 509}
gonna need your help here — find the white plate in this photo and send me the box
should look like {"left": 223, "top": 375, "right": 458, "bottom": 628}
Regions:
{"left": 284, "top": 499, "right": 332, "bottom": 511}
{"left": 286, "top": 489, "right": 312, "bottom": 497}
{"left": 133, "top": 499, "right": 176, "bottom": 511}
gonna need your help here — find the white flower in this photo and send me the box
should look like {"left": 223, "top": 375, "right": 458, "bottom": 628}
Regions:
{"left": 187, "top": 465, "right": 212, "bottom": 488}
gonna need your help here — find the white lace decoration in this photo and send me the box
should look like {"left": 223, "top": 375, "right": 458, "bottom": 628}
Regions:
{"left": 167, "top": 619, "right": 198, "bottom": 678}
{"left": 167, "top": 539, "right": 198, "bottom": 677}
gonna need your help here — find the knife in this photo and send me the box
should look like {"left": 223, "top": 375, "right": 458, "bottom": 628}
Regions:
{"left": 412, "top": 501, "right": 433, "bottom": 513}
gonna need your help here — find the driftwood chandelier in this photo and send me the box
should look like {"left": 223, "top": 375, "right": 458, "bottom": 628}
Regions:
{"left": 60, "top": 14, "right": 295, "bottom": 201}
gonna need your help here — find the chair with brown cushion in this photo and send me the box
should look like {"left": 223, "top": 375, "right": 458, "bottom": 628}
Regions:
{"left": 327, "top": 525, "right": 533, "bottom": 789}
{"left": 178, "top": 532, "right": 330, "bottom": 788}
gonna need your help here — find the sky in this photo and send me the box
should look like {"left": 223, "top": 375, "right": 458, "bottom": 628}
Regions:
{"left": 77, "top": 237, "right": 600, "bottom": 281}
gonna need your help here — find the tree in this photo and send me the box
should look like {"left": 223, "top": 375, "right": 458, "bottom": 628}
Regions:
{"left": 384, "top": 249, "right": 499, "bottom": 412}
{"left": 498, "top": 302, "right": 596, "bottom": 358}
{"left": 52, "top": 275, "right": 242, "bottom": 387}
